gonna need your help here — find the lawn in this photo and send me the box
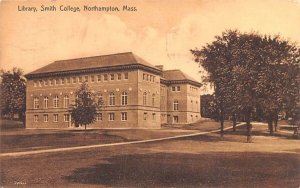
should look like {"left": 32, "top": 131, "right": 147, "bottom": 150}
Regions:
{"left": 1, "top": 119, "right": 228, "bottom": 153}
{"left": 1, "top": 123, "right": 299, "bottom": 187}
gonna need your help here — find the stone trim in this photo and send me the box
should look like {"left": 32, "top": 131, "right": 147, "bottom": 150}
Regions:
{"left": 26, "top": 64, "right": 162, "bottom": 79}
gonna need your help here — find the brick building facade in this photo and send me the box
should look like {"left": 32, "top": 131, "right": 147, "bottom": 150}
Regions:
{"left": 25, "top": 52, "right": 202, "bottom": 128}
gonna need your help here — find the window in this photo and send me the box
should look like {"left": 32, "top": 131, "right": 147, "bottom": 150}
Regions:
{"left": 152, "top": 113, "right": 156, "bottom": 121}
{"left": 44, "top": 97, "right": 48, "bottom": 109}
{"left": 191, "top": 100, "right": 193, "bottom": 111}
{"left": 124, "top": 72, "right": 128, "bottom": 80}
{"left": 64, "top": 95, "right": 69, "bottom": 108}
{"left": 53, "top": 114, "right": 58, "bottom": 122}
{"left": 117, "top": 73, "right": 121, "bottom": 80}
{"left": 34, "top": 81, "right": 37, "bottom": 87}
{"left": 55, "top": 79, "right": 59, "bottom": 85}
{"left": 110, "top": 74, "right": 114, "bottom": 81}
{"left": 109, "top": 113, "right": 115, "bottom": 121}
{"left": 104, "top": 74, "right": 108, "bottom": 81}
{"left": 109, "top": 93, "right": 115, "bottom": 106}
{"left": 84, "top": 76, "right": 88, "bottom": 82}
{"left": 66, "top": 77, "right": 71, "bottom": 84}
{"left": 97, "top": 113, "right": 102, "bottom": 121}
{"left": 44, "top": 80, "right": 48, "bottom": 86}
{"left": 97, "top": 93, "right": 103, "bottom": 105}
{"left": 79, "top": 76, "right": 82, "bottom": 83}
{"left": 34, "top": 115, "right": 38, "bottom": 122}
{"left": 43, "top": 114, "right": 48, "bottom": 122}
{"left": 143, "top": 112, "right": 147, "bottom": 120}
{"left": 61, "top": 78, "right": 64, "bottom": 85}
{"left": 34, "top": 97, "right": 39, "bottom": 109}
{"left": 64, "top": 114, "right": 70, "bottom": 122}
{"left": 53, "top": 95, "right": 59, "bottom": 108}
{"left": 172, "top": 86, "right": 180, "bottom": 92}
{"left": 173, "top": 116, "right": 179, "bottom": 123}
{"left": 97, "top": 75, "right": 101, "bottom": 82}
{"left": 121, "top": 112, "right": 127, "bottom": 121}
{"left": 153, "top": 76, "right": 155, "bottom": 82}
{"left": 38, "top": 80, "right": 42, "bottom": 87}
{"left": 72, "top": 77, "right": 77, "bottom": 84}
{"left": 91, "top": 75, "right": 95, "bottom": 82}
{"left": 49, "top": 79, "right": 53, "bottom": 86}
{"left": 173, "top": 100, "right": 179, "bottom": 111}
{"left": 152, "top": 94, "right": 155, "bottom": 106}
{"left": 143, "top": 92, "right": 147, "bottom": 106}
{"left": 143, "top": 74, "right": 146, "bottom": 80}
{"left": 121, "top": 91, "right": 128, "bottom": 106}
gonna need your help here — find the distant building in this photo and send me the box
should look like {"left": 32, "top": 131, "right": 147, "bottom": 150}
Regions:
{"left": 25, "top": 52, "right": 202, "bottom": 128}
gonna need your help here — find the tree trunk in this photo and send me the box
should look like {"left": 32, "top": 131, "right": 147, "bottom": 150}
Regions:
{"left": 245, "top": 109, "right": 252, "bottom": 143}
{"left": 220, "top": 106, "right": 224, "bottom": 138}
{"left": 232, "top": 113, "right": 237, "bottom": 132}
{"left": 274, "top": 113, "right": 278, "bottom": 132}
{"left": 268, "top": 118, "right": 273, "bottom": 135}
{"left": 84, "top": 124, "right": 87, "bottom": 143}
{"left": 220, "top": 118, "right": 224, "bottom": 138}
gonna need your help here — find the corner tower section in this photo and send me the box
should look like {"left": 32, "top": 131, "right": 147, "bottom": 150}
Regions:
{"left": 160, "top": 69, "right": 202, "bottom": 125}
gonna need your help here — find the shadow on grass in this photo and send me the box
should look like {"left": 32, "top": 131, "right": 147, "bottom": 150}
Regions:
{"left": 64, "top": 152, "right": 300, "bottom": 187}
{"left": 0, "top": 119, "right": 24, "bottom": 130}
{"left": 220, "top": 124, "right": 300, "bottom": 140}
{"left": 1, "top": 133, "right": 129, "bottom": 153}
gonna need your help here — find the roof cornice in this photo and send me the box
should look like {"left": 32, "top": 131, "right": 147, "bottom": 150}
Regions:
{"left": 160, "top": 79, "right": 202, "bottom": 87}
{"left": 25, "top": 64, "right": 162, "bottom": 79}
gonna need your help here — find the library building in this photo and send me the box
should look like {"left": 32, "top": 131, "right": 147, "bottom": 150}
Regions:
{"left": 25, "top": 52, "right": 202, "bottom": 128}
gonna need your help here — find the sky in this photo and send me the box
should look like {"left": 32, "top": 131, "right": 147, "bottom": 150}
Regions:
{"left": 1, "top": 0, "right": 300, "bottom": 93}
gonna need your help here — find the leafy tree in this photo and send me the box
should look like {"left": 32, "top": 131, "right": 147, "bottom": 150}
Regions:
{"left": 0, "top": 68, "right": 26, "bottom": 121}
{"left": 191, "top": 30, "right": 299, "bottom": 141}
{"left": 255, "top": 36, "right": 300, "bottom": 134}
{"left": 200, "top": 94, "right": 218, "bottom": 120}
{"left": 191, "top": 30, "right": 258, "bottom": 140}
{"left": 69, "top": 82, "right": 102, "bottom": 130}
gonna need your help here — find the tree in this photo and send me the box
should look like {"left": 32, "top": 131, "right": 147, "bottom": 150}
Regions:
{"left": 191, "top": 30, "right": 299, "bottom": 141}
{"left": 69, "top": 82, "right": 102, "bottom": 130}
{"left": 0, "top": 68, "right": 26, "bottom": 121}
{"left": 191, "top": 30, "right": 259, "bottom": 140}
{"left": 200, "top": 94, "right": 218, "bottom": 120}
{"left": 255, "top": 36, "right": 300, "bottom": 134}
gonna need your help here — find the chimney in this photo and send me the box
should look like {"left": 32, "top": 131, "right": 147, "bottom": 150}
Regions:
{"left": 155, "top": 65, "right": 164, "bottom": 71}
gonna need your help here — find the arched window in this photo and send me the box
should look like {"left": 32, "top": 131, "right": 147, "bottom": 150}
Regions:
{"left": 53, "top": 95, "right": 59, "bottom": 108}
{"left": 152, "top": 94, "right": 155, "bottom": 106}
{"left": 64, "top": 95, "right": 69, "bottom": 108}
{"left": 143, "top": 92, "right": 147, "bottom": 106}
{"left": 173, "top": 100, "right": 179, "bottom": 111}
{"left": 121, "top": 91, "right": 128, "bottom": 106}
{"left": 109, "top": 92, "right": 115, "bottom": 106}
{"left": 44, "top": 97, "right": 48, "bottom": 109}
{"left": 34, "top": 97, "right": 39, "bottom": 109}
